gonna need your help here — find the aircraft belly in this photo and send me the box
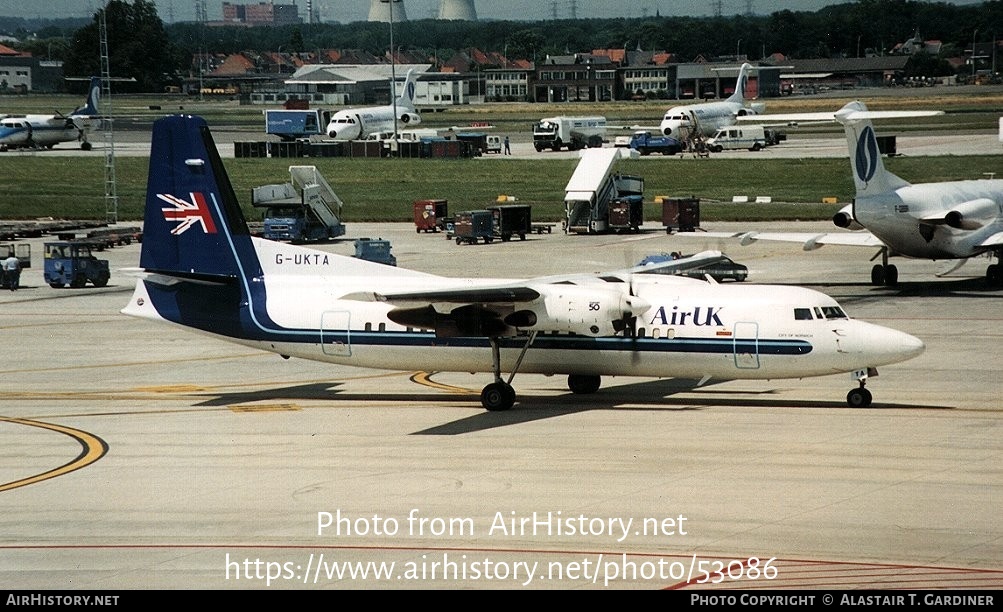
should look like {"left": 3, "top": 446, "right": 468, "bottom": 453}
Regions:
{"left": 251, "top": 334, "right": 833, "bottom": 381}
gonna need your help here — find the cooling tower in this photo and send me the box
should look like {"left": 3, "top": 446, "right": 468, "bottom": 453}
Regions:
{"left": 368, "top": 0, "right": 408, "bottom": 22}
{"left": 438, "top": 0, "right": 477, "bottom": 20}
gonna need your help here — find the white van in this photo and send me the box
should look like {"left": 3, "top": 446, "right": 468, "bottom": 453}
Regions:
{"left": 705, "top": 125, "right": 767, "bottom": 152}
{"left": 485, "top": 134, "right": 503, "bottom": 154}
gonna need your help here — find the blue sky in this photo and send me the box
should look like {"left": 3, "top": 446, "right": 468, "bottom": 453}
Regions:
{"left": 1, "top": 1, "right": 985, "bottom": 23}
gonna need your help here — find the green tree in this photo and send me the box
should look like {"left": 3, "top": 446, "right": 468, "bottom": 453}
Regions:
{"left": 63, "top": 0, "right": 181, "bottom": 93}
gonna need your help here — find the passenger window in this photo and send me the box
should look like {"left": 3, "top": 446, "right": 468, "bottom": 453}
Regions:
{"left": 794, "top": 308, "right": 813, "bottom": 320}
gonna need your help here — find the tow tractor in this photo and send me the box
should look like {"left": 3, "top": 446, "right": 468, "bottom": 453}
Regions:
{"left": 43, "top": 241, "right": 110, "bottom": 288}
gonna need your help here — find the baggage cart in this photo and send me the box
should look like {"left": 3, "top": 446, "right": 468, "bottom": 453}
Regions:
{"left": 414, "top": 199, "right": 448, "bottom": 233}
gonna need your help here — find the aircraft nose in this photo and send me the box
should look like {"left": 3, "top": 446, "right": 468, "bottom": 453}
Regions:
{"left": 896, "top": 330, "right": 926, "bottom": 361}
{"left": 863, "top": 324, "right": 925, "bottom": 365}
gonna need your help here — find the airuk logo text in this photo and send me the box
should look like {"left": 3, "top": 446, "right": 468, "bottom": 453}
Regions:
{"left": 649, "top": 306, "right": 724, "bottom": 327}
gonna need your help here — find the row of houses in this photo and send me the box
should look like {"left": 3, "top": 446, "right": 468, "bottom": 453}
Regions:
{"left": 195, "top": 46, "right": 930, "bottom": 109}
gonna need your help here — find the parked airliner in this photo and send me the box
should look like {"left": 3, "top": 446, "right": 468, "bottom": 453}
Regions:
{"left": 659, "top": 63, "right": 763, "bottom": 141}
{"left": 720, "top": 101, "right": 1001, "bottom": 286}
{"left": 0, "top": 76, "right": 101, "bottom": 151}
{"left": 122, "top": 114, "right": 925, "bottom": 410}
{"left": 324, "top": 69, "right": 420, "bottom": 141}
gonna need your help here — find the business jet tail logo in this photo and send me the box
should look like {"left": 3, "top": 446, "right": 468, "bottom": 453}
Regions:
{"left": 854, "top": 126, "right": 879, "bottom": 184}
{"left": 158, "top": 192, "right": 219, "bottom": 235}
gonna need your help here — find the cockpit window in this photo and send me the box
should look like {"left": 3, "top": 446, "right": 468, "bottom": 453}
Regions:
{"left": 821, "top": 306, "right": 847, "bottom": 319}
{"left": 794, "top": 308, "right": 813, "bottom": 320}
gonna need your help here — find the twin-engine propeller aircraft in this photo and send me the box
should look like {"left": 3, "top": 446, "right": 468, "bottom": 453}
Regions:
{"left": 123, "top": 114, "right": 925, "bottom": 410}
{"left": 324, "top": 69, "right": 421, "bottom": 141}
{"left": 719, "top": 101, "right": 1001, "bottom": 286}
{"left": 0, "top": 76, "right": 101, "bottom": 151}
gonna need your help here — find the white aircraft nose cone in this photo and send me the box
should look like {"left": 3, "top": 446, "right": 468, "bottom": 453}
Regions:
{"left": 868, "top": 325, "right": 925, "bottom": 365}
{"left": 897, "top": 331, "right": 926, "bottom": 361}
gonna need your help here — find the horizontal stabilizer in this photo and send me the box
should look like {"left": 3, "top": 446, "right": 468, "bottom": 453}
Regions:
{"left": 121, "top": 268, "right": 233, "bottom": 287}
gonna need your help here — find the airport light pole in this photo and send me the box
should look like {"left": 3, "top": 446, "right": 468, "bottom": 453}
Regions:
{"left": 973, "top": 28, "right": 979, "bottom": 80}
{"left": 381, "top": 0, "right": 401, "bottom": 142}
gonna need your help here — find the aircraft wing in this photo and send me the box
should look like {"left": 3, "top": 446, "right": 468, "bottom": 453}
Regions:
{"left": 690, "top": 231, "right": 886, "bottom": 251}
{"left": 339, "top": 252, "right": 725, "bottom": 337}
{"left": 737, "top": 109, "right": 943, "bottom": 125}
{"left": 979, "top": 232, "right": 1003, "bottom": 247}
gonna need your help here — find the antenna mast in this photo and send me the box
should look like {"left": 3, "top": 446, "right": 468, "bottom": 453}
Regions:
{"left": 99, "top": 5, "right": 118, "bottom": 224}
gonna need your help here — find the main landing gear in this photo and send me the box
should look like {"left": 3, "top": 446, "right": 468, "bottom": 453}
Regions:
{"left": 481, "top": 333, "right": 536, "bottom": 411}
{"left": 870, "top": 248, "right": 898, "bottom": 286}
{"left": 479, "top": 333, "right": 605, "bottom": 411}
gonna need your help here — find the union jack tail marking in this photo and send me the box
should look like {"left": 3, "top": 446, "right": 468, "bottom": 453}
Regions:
{"left": 158, "top": 192, "right": 219, "bottom": 235}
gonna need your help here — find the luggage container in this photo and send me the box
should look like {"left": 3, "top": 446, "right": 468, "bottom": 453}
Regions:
{"left": 658, "top": 196, "right": 700, "bottom": 233}
{"left": 487, "top": 203, "right": 532, "bottom": 241}
{"left": 414, "top": 199, "right": 448, "bottom": 233}
{"left": 609, "top": 195, "right": 644, "bottom": 233}
{"left": 453, "top": 210, "right": 495, "bottom": 245}
{"left": 353, "top": 238, "right": 397, "bottom": 266}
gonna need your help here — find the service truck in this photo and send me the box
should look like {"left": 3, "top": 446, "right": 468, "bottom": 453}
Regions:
{"left": 264, "top": 109, "right": 331, "bottom": 142}
{"left": 252, "top": 165, "right": 346, "bottom": 242}
{"left": 563, "top": 148, "right": 644, "bottom": 234}
{"left": 533, "top": 116, "right": 607, "bottom": 152}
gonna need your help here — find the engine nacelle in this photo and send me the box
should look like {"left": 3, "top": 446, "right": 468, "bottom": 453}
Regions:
{"left": 832, "top": 204, "right": 864, "bottom": 230}
{"left": 503, "top": 286, "right": 648, "bottom": 337}
{"left": 399, "top": 112, "right": 421, "bottom": 125}
{"left": 944, "top": 198, "right": 997, "bottom": 230}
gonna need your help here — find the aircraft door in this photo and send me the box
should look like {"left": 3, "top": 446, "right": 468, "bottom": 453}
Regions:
{"left": 321, "top": 310, "right": 352, "bottom": 357}
{"left": 732, "top": 321, "right": 760, "bottom": 369}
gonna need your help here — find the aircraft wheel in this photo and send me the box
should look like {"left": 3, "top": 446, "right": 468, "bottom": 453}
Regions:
{"left": 987, "top": 263, "right": 1003, "bottom": 286}
{"left": 846, "top": 387, "right": 872, "bottom": 408}
{"left": 885, "top": 265, "right": 899, "bottom": 286}
{"left": 870, "top": 264, "right": 886, "bottom": 286}
{"left": 567, "top": 374, "right": 601, "bottom": 394}
{"left": 81, "top": 142, "right": 92, "bottom": 151}
{"left": 481, "top": 382, "right": 515, "bottom": 411}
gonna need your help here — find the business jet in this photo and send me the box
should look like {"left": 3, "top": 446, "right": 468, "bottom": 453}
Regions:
{"left": 659, "top": 63, "right": 763, "bottom": 141}
{"left": 0, "top": 76, "right": 101, "bottom": 151}
{"left": 324, "top": 69, "right": 421, "bottom": 141}
{"left": 122, "top": 114, "right": 925, "bottom": 410}
{"left": 717, "top": 101, "right": 1001, "bottom": 287}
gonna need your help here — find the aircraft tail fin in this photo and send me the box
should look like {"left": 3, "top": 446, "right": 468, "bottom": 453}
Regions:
{"left": 836, "top": 101, "right": 911, "bottom": 198}
{"left": 72, "top": 76, "right": 101, "bottom": 117}
{"left": 395, "top": 69, "right": 418, "bottom": 111}
{"left": 138, "top": 114, "right": 259, "bottom": 282}
{"left": 726, "top": 63, "right": 752, "bottom": 104}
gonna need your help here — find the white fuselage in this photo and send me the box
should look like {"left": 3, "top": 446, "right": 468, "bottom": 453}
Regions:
{"left": 0, "top": 114, "right": 92, "bottom": 149}
{"left": 124, "top": 238, "right": 924, "bottom": 384}
{"left": 325, "top": 106, "right": 418, "bottom": 141}
{"left": 660, "top": 101, "right": 747, "bottom": 140}
{"left": 858, "top": 180, "right": 1003, "bottom": 259}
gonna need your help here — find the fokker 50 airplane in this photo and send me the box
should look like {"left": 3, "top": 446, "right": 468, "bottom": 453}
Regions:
{"left": 123, "top": 114, "right": 925, "bottom": 410}
{"left": 324, "top": 69, "right": 421, "bottom": 141}
{"left": 720, "top": 101, "right": 1001, "bottom": 286}
{"left": 658, "top": 63, "right": 763, "bottom": 141}
{"left": 0, "top": 76, "right": 101, "bottom": 151}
